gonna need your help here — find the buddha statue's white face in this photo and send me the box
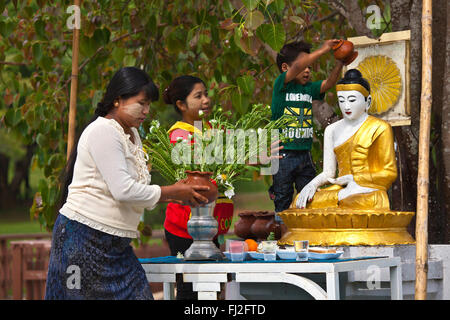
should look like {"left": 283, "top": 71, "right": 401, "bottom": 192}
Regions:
{"left": 337, "top": 90, "right": 371, "bottom": 121}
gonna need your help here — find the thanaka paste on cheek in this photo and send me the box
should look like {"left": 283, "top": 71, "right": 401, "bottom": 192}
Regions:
{"left": 122, "top": 103, "right": 145, "bottom": 118}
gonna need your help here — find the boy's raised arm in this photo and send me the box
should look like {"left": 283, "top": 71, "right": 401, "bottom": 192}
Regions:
{"left": 284, "top": 39, "right": 340, "bottom": 84}
{"left": 320, "top": 60, "right": 344, "bottom": 93}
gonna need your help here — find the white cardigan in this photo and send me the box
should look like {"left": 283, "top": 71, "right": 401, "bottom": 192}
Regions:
{"left": 60, "top": 117, "right": 161, "bottom": 238}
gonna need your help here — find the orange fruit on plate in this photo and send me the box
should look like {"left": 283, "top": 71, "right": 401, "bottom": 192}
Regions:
{"left": 244, "top": 239, "right": 258, "bottom": 252}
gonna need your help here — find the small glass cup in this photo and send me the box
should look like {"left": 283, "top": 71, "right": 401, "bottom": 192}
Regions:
{"left": 294, "top": 240, "right": 309, "bottom": 262}
{"left": 230, "top": 252, "right": 245, "bottom": 262}
{"left": 260, "top": 240, "right": 278, "bottom": 261}
{"left": 263, "top": 252, "right": 276, "bottom": 261}
{"left": 229, "top": 240, "right": 245, "bottom": 253}
{"left": 229, "top": 240, "right": 246, "bottom": 262}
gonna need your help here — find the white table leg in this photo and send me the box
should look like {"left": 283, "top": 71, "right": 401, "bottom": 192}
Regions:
{"left": 192, "top": 282, "right": 221, "bottom": 300}
{"left": 390, "top": 265, "right": 403, "bottom": 300}
{"left": 326, "top": 272, "right": 340, "bottom": 300}
{"left": 197, "top": 291, "right": 218, "bottom": 300}
{"left": 163, "top": 282, "right": 175, "bottom": 300}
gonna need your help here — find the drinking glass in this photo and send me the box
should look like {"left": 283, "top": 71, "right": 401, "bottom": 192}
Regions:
{"left": 229, "top": 240, "right": 246, "bottom": 262}
{"left": 294, "top": 240, "right": 309, "bottom": 261}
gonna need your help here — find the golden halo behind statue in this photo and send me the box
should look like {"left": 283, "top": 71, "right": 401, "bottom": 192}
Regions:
{"left": 357, "top": 55, "right": 402, "bottom": 114}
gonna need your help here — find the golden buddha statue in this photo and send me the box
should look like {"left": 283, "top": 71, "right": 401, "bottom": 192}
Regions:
{"left": 278, "top": 69, "right": 415, "bottom": 246}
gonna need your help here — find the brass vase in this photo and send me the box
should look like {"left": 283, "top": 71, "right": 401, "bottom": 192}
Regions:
{"left": 183, "top": 171, "right": 223, "bottom": 261}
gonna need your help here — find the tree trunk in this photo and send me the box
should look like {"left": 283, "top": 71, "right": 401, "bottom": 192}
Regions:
{"left": 442, "top": 0, "right": 450, "bottom": 243}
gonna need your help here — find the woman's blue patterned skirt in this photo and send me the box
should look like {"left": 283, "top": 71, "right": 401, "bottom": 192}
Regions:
{"left": 45, "top": 214, "right": 153, "bottom": 300}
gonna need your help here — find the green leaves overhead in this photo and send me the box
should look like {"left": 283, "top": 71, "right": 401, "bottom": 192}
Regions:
{"left": 0, "top": 0, "right": 355, "bottom": 231}
{"left": 0, "top": 19, "right": 14, "bottom": 38}
{"left": 232, "top": 88, "right": 250, "bottom": 115}
{"left": 237, "top": 75, "right": 255, "bottom": 96}
{"left": 242, "top": 0, "right": 259, "bottom": 11}
{"left": 244, "top": 10, "right": 264, "bottom": 30}
{"left": 256, "top": 23, "right": 286, "bottom": 52}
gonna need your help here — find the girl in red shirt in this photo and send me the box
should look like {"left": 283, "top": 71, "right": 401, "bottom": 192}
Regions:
{"left": 162, "top": 75, "right": 233, "bottom": 300}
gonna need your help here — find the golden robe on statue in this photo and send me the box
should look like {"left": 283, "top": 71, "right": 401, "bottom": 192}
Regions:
{"left": 294, "top": 115, "right": 397, "bottom": 210}
{"left": 280, "top": 115, "right": 414, "bottom": 246}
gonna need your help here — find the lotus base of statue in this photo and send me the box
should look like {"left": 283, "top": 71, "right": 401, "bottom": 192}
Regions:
{"left": 278, "top": 208, "right": 415, "bottom": 246}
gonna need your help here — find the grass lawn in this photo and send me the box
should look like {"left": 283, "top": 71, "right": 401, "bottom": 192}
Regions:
{"left": 0, "top": 220, "right": 47, "bottom": 234}
{"left": 0, "top": 204, "right": 46, "bottom": 235}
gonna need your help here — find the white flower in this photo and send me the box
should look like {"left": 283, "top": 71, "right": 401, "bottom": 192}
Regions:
{"left": 224, "top": 187, "right": 235, "bottom": 199}
{"left": 209, "top": 119, "right": 218, "bottom": 125}
{"left": 198, "top": 110, "right": 204, "bottom": 117}
{"left": 149, "top": 120, "right": 160, "bottom": 134}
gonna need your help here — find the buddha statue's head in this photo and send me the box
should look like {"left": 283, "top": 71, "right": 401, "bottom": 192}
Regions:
{"left": 336, "top": 69, "right": 372, "bottom": 121}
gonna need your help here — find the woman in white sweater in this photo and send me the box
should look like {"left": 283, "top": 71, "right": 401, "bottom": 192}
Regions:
{"left": 45, "top": 67, "right": 210, "bottom": 300}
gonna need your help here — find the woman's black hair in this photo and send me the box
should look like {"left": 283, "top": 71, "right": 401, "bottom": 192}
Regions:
{"left": 276, "top": 41, "right": 312, "bottom": 73}
{"left": 162, "top": 75, "right": 205, "bottom": 114}
{"left": 337, "top": 69, "right": 371, "bottom": 93}
{"left": 58, "top": 67, "right": 159, "bottom": 210}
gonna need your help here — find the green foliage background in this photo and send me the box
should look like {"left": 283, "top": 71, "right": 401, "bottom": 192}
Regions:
{"left": 0, "top": 0, "right": 368, "bottom": 231}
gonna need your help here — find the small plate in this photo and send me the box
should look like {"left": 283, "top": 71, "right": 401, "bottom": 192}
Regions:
{"left": 276, "top": 250, "right": 297, "bottom": 260}
{"left": 308, "top": 250, "right": 344, "bottom": 260}
{"left": 247, "top": 251, "right": 264, "bottom": 260}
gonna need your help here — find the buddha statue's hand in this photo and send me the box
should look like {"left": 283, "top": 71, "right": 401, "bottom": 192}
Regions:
{"left": 327, "top": 174, "right": 353, "bottom": 186}
{"left": 295, "top": 181, "right": 319, "bottom": 209}
{"left": 328, "top": 174, "right": 377, "bottom": 201}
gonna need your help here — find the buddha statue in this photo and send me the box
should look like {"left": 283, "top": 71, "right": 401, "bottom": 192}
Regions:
{"left": 278, "top": 69, "right": 415, "bottom": 246}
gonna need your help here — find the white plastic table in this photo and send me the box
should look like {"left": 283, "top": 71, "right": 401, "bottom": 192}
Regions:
{"left": 141, "top": 256, "right": 403, "bottom": 300}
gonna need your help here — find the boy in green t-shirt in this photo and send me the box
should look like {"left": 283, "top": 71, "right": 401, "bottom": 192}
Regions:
{"left": 270, "top": 40, "right": 343, "bottom": 226}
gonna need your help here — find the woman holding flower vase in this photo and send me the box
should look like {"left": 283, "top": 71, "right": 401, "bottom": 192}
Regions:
{"left": 162, "top": 75, "right": 234, "bottom": 300}
{"left": 45, "top": 68, "right": 212, "bottom": 300}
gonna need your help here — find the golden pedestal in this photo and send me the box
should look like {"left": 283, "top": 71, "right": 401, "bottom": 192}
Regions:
{"left": 278, "top": 208, "right": 415, "bottom": 246}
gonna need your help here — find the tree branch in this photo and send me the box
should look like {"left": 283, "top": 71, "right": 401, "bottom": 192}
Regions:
{"left": 61, "top": 27, "right": 146, "bottom": 90}
{"left": 328, "top": 0, "right": 374, "bottom": 38}
{"left": 0, "top": 61, "right": 28, "bottom": 66}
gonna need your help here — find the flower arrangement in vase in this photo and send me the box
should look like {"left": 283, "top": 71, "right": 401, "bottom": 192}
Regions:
{"left": 142, "top": 103, "right": 295, "bottom": 200}
{"left": 142, "top": 104, "right": 294, "bottom": 260}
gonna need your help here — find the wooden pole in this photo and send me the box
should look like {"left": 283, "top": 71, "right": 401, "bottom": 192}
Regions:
{"left": 67, "top": 0, "right": 81, "bottom": 160}
{"left": 415, "top": 0, "right": 432, "bottom": 300}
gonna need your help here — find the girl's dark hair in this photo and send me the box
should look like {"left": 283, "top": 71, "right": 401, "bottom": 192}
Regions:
{"left": 162, "top": 75, "right": 205, "bottom": 114}
{"left": 276, "top": 41, "right": 312, "bottom": 73}
{"left": 58, "top": 67, "right": 159, "bottom": 210}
